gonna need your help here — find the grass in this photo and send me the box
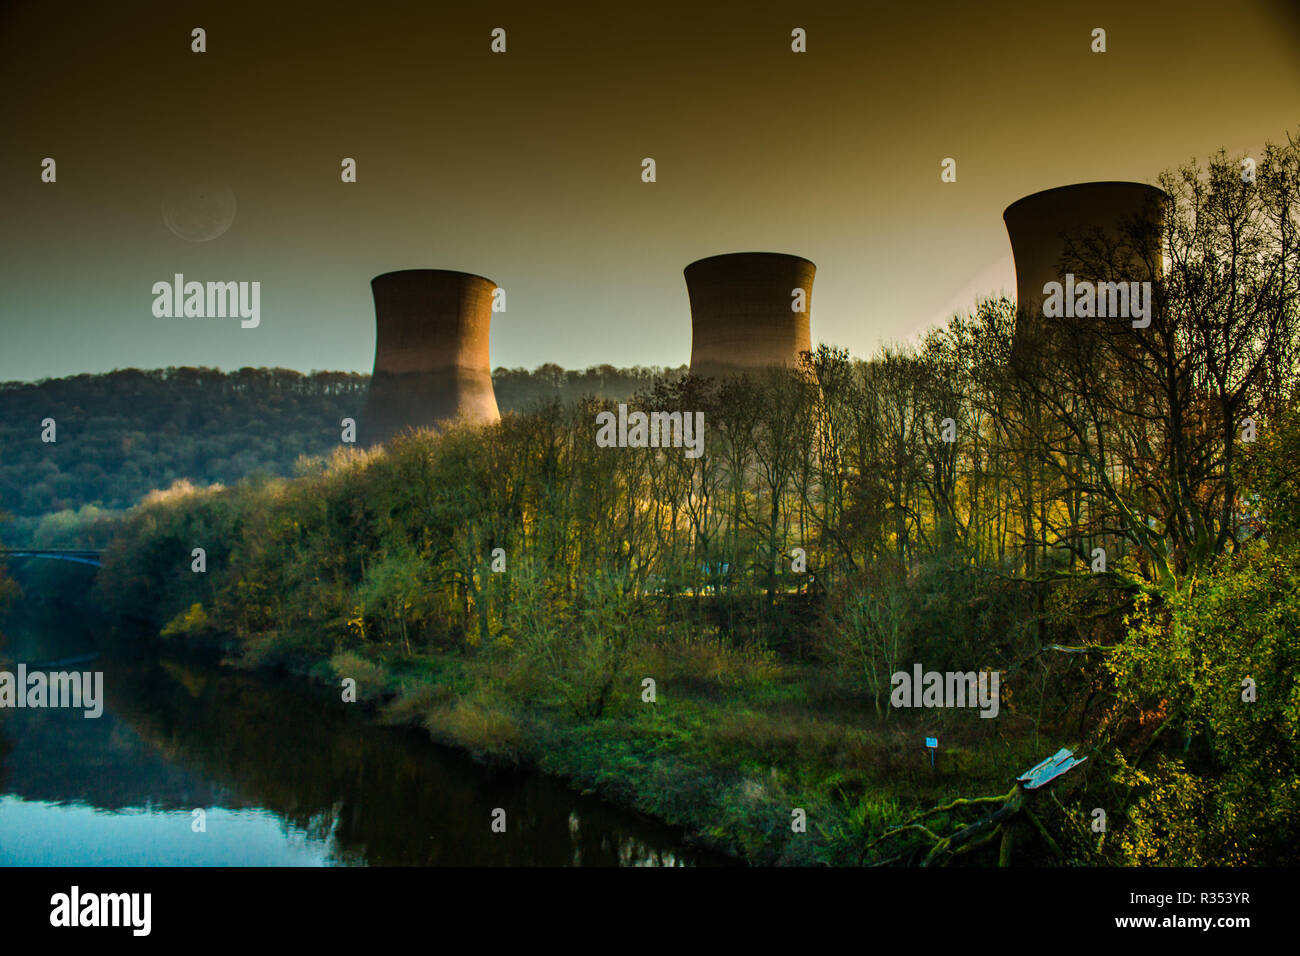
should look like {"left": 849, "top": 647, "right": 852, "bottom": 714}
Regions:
{"left": 320, "top": 632, "right": 1041, "bottom": 866}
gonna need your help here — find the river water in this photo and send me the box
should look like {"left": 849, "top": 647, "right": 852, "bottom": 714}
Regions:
{"left": 0, "top": 602, "right": 729, "bottom": 866}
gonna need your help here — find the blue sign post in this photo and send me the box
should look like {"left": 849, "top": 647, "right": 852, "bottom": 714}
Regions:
{"left": 925, "top": 736, "right": 938, "bottom": 769}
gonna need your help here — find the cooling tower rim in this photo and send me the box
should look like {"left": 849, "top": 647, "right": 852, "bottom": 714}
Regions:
{"left": 371, "top": 268, "right": 498, "bottom": 288}
{"left": 1002, "top": 181, "right": 1170, "bottom": 222}
{"left": 684, "top": 251, "right": 816, "bottom": 276}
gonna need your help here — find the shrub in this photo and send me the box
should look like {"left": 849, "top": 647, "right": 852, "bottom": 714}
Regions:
{"left": 1107, "top": 541, "right": 1300, "bottom": 864}
{"left": 328, "top": 650, "right": 391, "bottom": 703}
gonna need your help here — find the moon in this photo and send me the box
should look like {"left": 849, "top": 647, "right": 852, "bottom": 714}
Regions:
{"left": 161, "top": 180, "right": 237, "bottom": 242}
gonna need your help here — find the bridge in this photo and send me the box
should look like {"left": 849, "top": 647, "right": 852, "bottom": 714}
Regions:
{"left": 0, "top": 549, "right": 103, "bottom": 568}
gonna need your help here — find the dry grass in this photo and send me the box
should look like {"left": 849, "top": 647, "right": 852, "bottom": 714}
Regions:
{"left": 328, "top": 649, "right": 390, "bottom": 702}
{"left": 634, "top": 627, "right": 783, "bottom": 694}
{"left": 421, "top": 692, "right": 523, "bottom": 764}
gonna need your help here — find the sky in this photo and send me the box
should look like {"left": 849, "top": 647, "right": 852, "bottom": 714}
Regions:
{"left": 2, "top": 0, "right": 1298, "bottom": 382}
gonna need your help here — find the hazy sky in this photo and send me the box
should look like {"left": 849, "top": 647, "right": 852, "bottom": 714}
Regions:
{"left": 2, "top": 0, "right": 1298, "bottom": 382}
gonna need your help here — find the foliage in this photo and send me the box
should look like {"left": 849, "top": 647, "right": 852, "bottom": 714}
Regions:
{"left": 329, "top": 650, "right": 390, "bottom": 704}
{"left": 77, "top": 133, "right": 1300, "bottom": 866}
{"left": 0, "top": 364, "right": 678, "bottom": 537}
{"left": 161, "top": 602, "right": 213, "bottom": 641}
{"left": 507, "top": 560, "right": 651, "bottom": 719}
{"left": 0, "top": 368, "right": 367, "bottom": 528}
{"left": 1108, "top": 541, "right": 1300, "bottom": 863}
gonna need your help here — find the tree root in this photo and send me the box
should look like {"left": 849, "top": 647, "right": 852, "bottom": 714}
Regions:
{"left": 862, "top": 783, "right": 1069, "bottom": 866}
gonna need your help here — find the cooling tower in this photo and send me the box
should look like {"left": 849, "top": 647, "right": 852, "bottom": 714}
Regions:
{"left": 1003, "top": 181, "right": 1167, "bottom": 334}
{"left": 361, "top": 269, "right": 500, "bottom": 446}
{"left": 684, "top": 252, "right": 816, "bottom": 379}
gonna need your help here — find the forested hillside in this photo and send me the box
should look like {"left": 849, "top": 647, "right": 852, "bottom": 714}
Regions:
{"left": 0, "top": 363, "right": 679, "bottom": 544}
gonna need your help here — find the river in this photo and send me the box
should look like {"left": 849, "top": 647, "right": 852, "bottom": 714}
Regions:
{"left": 0, "top": 601, "right": 730, "bottom": 866}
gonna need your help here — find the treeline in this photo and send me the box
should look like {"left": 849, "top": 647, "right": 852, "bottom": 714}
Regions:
{"left": 93, "top": 137, "right": 1300, "bottom": 863}
{"left": 0, "top": 367, "right": 366, "bottom": 525}
{"left": 493, "top": 363, "right": 683, "bottom": 410}
{"left": 0, "top": 363, "right": 677, "bottom": 540}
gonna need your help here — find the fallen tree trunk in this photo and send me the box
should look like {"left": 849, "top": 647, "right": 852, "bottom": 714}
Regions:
{"left": 863, "top": 782, "right": 1064, "bottom": 866}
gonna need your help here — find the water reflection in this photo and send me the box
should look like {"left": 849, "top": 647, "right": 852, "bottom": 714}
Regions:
{"left": 0, "top": 605, "right": 730, "bottom": 867}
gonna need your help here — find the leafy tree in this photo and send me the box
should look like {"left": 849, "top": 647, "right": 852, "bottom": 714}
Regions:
{"left": 1108, "top": 541, "right": 1300, "bottom": 864}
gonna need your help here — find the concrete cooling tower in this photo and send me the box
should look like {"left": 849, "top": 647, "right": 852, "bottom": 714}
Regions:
{"left": 684, "top": 252, "right": 816, "bottom": 379}
{"left": 361, "top": 269, "right": 500, "bottom": 446}
{"left": 1003, "top": 181, "right": 1167, "bottom": 334}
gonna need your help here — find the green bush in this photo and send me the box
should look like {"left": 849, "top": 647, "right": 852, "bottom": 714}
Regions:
{"left": 1108, "top": 542, "right": 1300, "bottom": 864}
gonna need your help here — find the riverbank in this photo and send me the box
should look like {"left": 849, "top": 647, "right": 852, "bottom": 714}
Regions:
{"left": 1, "top": 599, "right": 728, "bottom": 866}
{"left": 83, "top": 427, "right": 1093, "bottom": 866}
{"left": 9, "top": 556, "right": 1043, "bottom": 865}
{"left": 288, "top": 640, "right": 1040, "bottom": 866}
{"left": 76, "top": 598, "right": 1045, "bottom": 865}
